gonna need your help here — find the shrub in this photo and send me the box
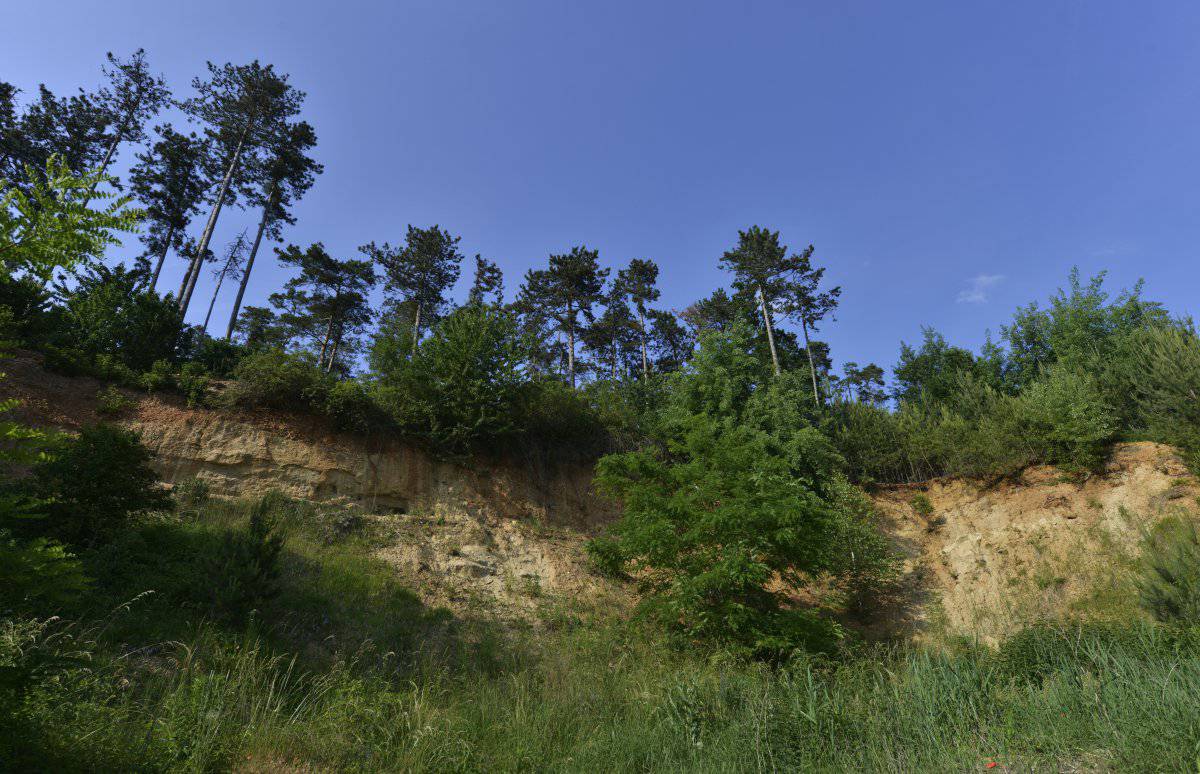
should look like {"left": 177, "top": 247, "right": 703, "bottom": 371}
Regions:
{"left": 824, "top": 401, "right": 922, "bottom": 484}
{"left": 517, "top": 378, "right": 611, "bottom": 452}
{"left": 224, "top": 349, "right": 331, "bottom": 412}
{"left": 909, "top": 493, "right": 934, "bottom": 520}
{"left": 205, "top": 495, "right": 284, "bottom": 622}
{"left": 177, "top": 362, "right": 210, "bottom": 408}
{"left": 0, "top": 533, "right": 89, "bottom": 613}
{"left": 1018, "top": 365, "right": 1116, "bottom": 471}
{"left": 595, "top": 325, "right": 856, "bottom": 657}
{"left": 584, "top": 535, "right": 627, "bottom": 578}
{"left": 1130, "top": 323, "right": 1200, "bottom": 469}
{"left": 173, "top": 478, "right": 211, "bottom": 513}
{"left": 139, "top": 358, "right": 175, "bottom": 393}
{"left": 51, "top": 264, "right": 184, "bottom": 373}
{"left": 0, "top": 276, "right": 52, "bottom": 347}
{"left": 323, "top": 379, "right": 388, "bottom": 434}
{"left": 91, "top": 353, "right": 138, "bottom": 387}
{"left": 31, "top": 424, "right": 171, "bottom": 546}
{"left": 377, "top": 306, "right": 527, "bottom": 452}
{"left": 1138, "top": 516, "right": 1200, "bottom": 625}
{"left": 95, "top": 385, "right": 133, "bottom": 417}
{"left": 39, "top": 345, "right": 93, "bottom": 378}
{"left": 190, "top": 337, "right": 246, "bottom": 378}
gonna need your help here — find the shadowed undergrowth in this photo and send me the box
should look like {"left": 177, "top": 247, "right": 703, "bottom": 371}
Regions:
{"left": 4, "top": 494, "right": 1200, "bottom": 772}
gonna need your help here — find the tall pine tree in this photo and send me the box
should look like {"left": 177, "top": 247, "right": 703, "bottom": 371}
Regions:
{"left": 361, "top": 225, "right": 463, "bottom": 355}
{"left": 518, "top": 246, "right": 608, "bottom": 388}
{"left": 224, "top": 120, "right": 321, "bottom": 339}
{"left": 271, "top": 242, "right": 375, "bottom": 369}
{"left": 718, "top": 226, "right": 803, "bottom": 377}
{"left": 128, "top": 124, "right": 208, "bottom": 290}
{"left": 777, "top": 245, "right": 840, "bottom": 405}
{"left": 85, "top": 49, "right": 171, "bottom": 204}
{"left": 615, "top": 258, "right": 660, "bottom": 379}
{"left": 178, "top": 61, "right": 304, "bottom": 316}
{"left": 467, "top": 254, "right": 504, "bottom": 306}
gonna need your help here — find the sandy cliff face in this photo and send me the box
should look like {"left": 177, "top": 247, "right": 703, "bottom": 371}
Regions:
{"left": 871, "top": 442, "right": 1197, "bottom": 643}
{"left": 0, "top": 351, "right": 622, "bottom": 617}
{"left": 5, "top": 351, "right": 1195, "bottom": 637}
{"left": 0, "top": 351, "right": 615, "bottom": 531}
{"left": 127, "top": 401, "right": 613, "bottom": 531}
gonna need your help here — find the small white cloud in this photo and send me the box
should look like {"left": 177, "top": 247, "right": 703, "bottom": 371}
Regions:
{"left": 956, "top": 274, "right": 1004, "bottom": 304}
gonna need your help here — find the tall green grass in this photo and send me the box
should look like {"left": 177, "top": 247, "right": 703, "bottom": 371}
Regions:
{"left": 4, "top": 494, "right": 1200, "bottom": 772}
{"left": 7, "top": 618, "right": 1200, "bottom": 772}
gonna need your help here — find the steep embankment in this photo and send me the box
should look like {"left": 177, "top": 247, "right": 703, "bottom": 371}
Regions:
{"left": 1, "top": 351, "right": 622, "bottom": 617}
{"left": 5, "top": 350, "right": 1196, "bottom": 638}
{"left": 874, "top": 442, "right": 1197, "bottom": 644}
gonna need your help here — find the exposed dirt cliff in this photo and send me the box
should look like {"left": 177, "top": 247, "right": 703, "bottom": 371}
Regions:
{"left": 5, "top": 351, "right": 1195, "bottom": 639}
{"left": 2, "top": 351, "right": 613, "bottom": 529}
{"left": 872, "top": 442, "right": 1197, "bottom": 644}
{"left": 0, "top": 351, "right": 622, "bottom": 617}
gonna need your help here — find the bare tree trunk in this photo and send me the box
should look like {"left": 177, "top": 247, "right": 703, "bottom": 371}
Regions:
{"left": 225, "top": 189, "right": 274, "bottom": 340}
{"left": 757, "top": 286, "right": 781, "bottom": 377}
{"left": 638, "top": 307, "right": 649, "bottom": 379}
{"left": 566, "top": 307, "right": 576, "bottom": 388}
{"left": 180, "top": 126, "right": 248, "bottom": 316}
{"left": 411, "top": 302, "right": 422, "bottom": 356}
{"left": 326, "top": 324, "right": 343, "bottom": 373}
{"left": 319, "top": 315, "right": 335, "bottom": 363}
{"left": 201, "top": 256, "right": 233, "bottom": 333}
{"left": 149, "top": 224, "right": 175, "bottom": 291}
{"left": 800, "top": 318, "right": 820, "bottom": 406}
{"left": 177, "top": 249, "right": 200, "bottom": 300}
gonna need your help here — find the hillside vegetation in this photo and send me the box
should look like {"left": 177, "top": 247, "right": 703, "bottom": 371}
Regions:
{"left": 4, "top": 53, "right": 1200, "bottom": 772}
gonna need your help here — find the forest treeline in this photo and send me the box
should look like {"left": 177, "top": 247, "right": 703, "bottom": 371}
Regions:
{"left": 4, "top": 51, "right": 1200, "bottom": 479}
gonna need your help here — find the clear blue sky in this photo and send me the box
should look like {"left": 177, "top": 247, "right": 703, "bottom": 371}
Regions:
{"left": 7, "top": 1, "right": 1199, "bottom": 374}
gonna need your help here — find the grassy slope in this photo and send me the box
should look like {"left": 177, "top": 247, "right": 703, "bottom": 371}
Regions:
{"left": 4, "top": 494, "right": 1200, "bottom": 773}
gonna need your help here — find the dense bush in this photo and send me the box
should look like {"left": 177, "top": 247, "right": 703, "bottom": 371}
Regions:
{"left": 1017, "top": 364, "right": 1116, "bottom": 471}
{"left": 30, "top": 424, "right": 171, "bottom": 546}
{"left": 322, "top": 378, "right": 390, "bottom": 434}
{"left": 223, "top": 348, "right": 332, "bottom": 412}
{"left": 372, "top": 306, "right": 527, "bottom": 452}
{"left": 177, "top": 362, "right": 211, "bottom": 408}
{"left": 0, "top": 535, "right": 89, "bottom": 613}
{"left": 515, "top": 378, "right": 613, "bottom": 452}
{"left": 50, "top": 264, "right": 184, "bottom": 373}
{"left": 189, "top": 336, "right": 247, "bottom": 378}
{"left": 1130, "top": 322, "right": 1200, "bottom": 468}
